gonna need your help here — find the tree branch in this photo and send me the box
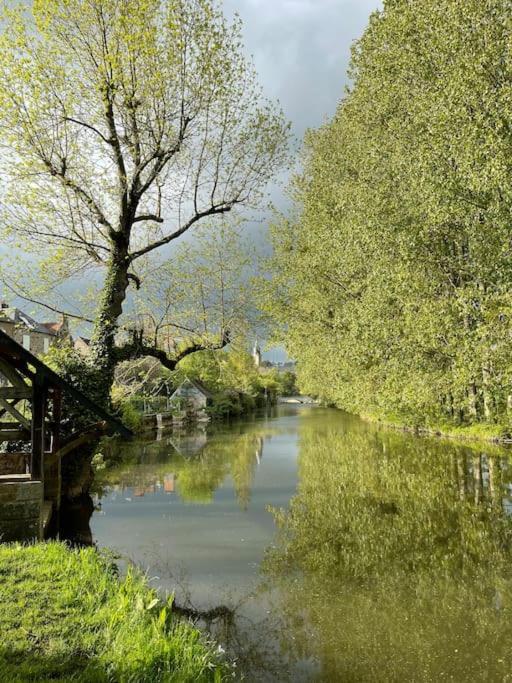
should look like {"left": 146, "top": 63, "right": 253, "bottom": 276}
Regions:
{"left": 0, "top": 278, "right": 94, "bottom": 324}
{"left": 128, "top": 204, "right": 234, "bottom": 262}
{"left": 114, "top": 330, "right": 231, "bottom": 370}
{"left": 133, "top": 214, "right": 164, "bottom": 224}
{"left": 127, "top": 272, "right": 142, "bottom": 290}
{"left": 63, "top": 117, "right": 112, "bottom": 145}
{"left": 43, "top": 157, "right": 114, "bottom": 233}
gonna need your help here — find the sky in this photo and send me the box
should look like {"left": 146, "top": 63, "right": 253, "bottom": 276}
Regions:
{"left": 222, "top": 0, "right": 382, "bottom": 361}
{"left": 223, "top": 0, "right": 381, "bottom": 140}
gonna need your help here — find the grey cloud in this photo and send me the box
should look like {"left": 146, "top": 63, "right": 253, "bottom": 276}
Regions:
{"left": 222, "top": 0, "right": 382, "bottom": 136}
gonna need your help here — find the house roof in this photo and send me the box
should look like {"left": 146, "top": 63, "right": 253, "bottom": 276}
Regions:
{"left": 41, "top": 321, "right": 65, "bottom": 334}
{"left": 172, "top": 377, "right": 213, "bottom": 399}
{"left": 0, "top": 306, "right": 59, "bottom": 336}
{"left": 0, "top": 328, "right": 132, "bottom": 437}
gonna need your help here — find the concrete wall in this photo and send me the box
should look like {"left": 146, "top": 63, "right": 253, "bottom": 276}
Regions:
{"left": 0, "top": 480, "right": 43, "bottom": 542}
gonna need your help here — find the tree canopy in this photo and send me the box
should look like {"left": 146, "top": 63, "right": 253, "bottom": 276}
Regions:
{"left": 265, "top": 0, "right": 512, "bottom": 428}
{"left": 0, "top": 0, "right": 288, "bottom": 397}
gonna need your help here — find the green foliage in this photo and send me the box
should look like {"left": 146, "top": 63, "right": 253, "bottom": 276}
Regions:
{"left": 118, "top": 400, "right": 144, "bottom": 433}
{"left": 0, "top": 542, "right": 228, "bottom": 681}
{"left": 264, "top": 0, "right": 512, "bottom": 429}
{"left": 0, "top": 0, "right": 289, "bottom": 395}
{"left": 207, "top": 392, "right": 243, "bottom": 419}
{"left": 44, "top": 344, "right": 110, "bottom": 434}
{"left": 264, "top": 413, "right": 512, "bottom": 680}
{"left": 170, "top": 347, "right": 280, "bottom": 415}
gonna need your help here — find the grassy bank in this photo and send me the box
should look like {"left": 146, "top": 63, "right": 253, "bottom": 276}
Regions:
{"left": 361, "top": 410, "right": 512, "bottom": 446}
{"left": 0, "top": 542, "right": 228, "bottom": 682}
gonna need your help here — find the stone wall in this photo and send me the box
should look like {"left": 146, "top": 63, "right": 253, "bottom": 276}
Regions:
{"left": 0, "top": 320, "right": 55, "bottom": 357}
{"left": 0, "top": 480, "right": 43, "bottom": 542}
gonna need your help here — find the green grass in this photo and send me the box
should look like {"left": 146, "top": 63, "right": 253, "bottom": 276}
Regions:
{"left": 361, "top": 410, "right": 512, "bottom": 446}
{"left": 0, "top": 542, "right": 228, "bottom": 682}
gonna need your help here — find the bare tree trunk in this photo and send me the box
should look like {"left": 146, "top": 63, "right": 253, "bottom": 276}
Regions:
{"left": 468, "top": 382, "right": 478, "bottom": 420}
{"left": 482, "top": 363, "right": 493, "bottom": 421}
{"left": 507, "top": 393, "right": 512, "bottom": 417}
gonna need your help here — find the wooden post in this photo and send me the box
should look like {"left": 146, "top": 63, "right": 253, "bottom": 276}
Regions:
{"left": 44, "top": 388, "right": 62, "bottom": 513}
{"left": 31, "top": 377, "right": 46, "bottom": 482}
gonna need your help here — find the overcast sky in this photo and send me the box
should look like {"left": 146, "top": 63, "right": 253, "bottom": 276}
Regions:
{"left": 220, "top": 0, "right": 382, "bottom": 361}
{"left": 221, "top": 0, "right": 382, "bottom": 233}
{"left": 2, "top": 1, "right": 383, "bottom": 359}
{"left": 223, "top": 0, "right": 382, "bottom": 139}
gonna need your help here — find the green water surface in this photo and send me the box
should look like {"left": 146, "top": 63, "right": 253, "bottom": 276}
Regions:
{"left": 88, "top": 406, "right": 512, "bottom": 682}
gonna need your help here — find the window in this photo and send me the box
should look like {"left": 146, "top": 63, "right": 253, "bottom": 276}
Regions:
{"left": 22, "top": 334, "right": 30, "bottom": 351}
{"left": 43, "top": 337, "right": 50, "bottom": 353}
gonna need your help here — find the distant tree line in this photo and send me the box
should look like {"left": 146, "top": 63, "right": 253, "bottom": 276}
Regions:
{"left": 265, "top": 0, "right": 512, "bottom": 429}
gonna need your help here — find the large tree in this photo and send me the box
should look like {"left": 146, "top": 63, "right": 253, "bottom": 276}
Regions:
{"left": 0, "top": 0, "right": 288, "bottom": 398}
{"left": 265, "top": 0, "right": 512, "bottom": 428}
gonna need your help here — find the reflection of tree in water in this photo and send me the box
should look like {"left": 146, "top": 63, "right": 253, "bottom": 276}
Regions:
{"left": 263, "top": 422, "right": 512, "bottom": 681}
{"left": 141, "top": 545, "right": 297, "bottom": 682}
{"left": 94, "top": 427, "right": 266, "bottom": 508}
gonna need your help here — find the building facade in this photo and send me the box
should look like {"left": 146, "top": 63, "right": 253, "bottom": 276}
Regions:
{"left": 0, "top": 302, "right": 70, "bottom": 357}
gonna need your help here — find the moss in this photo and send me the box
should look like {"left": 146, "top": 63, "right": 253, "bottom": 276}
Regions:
{"left": 0, "top": 542, "right": 228, "bottom": 682}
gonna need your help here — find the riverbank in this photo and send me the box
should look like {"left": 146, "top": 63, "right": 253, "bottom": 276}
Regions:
{"left": 0, "top": 542, "right": 227, "bottom": 682}
{"left": 361, "top": 410, "right": 512, "bottom": 446}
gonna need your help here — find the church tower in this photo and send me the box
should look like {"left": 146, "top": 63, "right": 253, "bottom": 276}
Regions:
{"left": 252, "top": 340, "right": 262, "bottom": 368}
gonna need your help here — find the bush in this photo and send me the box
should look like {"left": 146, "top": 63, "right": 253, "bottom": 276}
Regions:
{"left": 43, "top": 344, "right": 108, "bottom": 436}
{"left": 207, "top": 392, "right": 242, "bottom": 418}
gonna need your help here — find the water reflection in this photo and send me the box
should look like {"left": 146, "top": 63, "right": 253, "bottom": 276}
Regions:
{"left": 264, "top": 417, "right": 512, "bottom": 681}
{"left": 93, "top": 423, "right": 265, "bottom": 507}
{"left": 71, "top": 408, "right": 512, "bottom": 680}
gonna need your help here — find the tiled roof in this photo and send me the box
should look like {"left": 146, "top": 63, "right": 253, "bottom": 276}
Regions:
{"left": 0, "top": 307, "right": 58, "bottom": 335}
{"left": 172, "top": 377, "right": 213, "bottom": 398}
{"left": 41, "top": 321, "right": 64, "bottom": 334}
{"left": 188, "top": 378, "right": 213, "bottom": 397}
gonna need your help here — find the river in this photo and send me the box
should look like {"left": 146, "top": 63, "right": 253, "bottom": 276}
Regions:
{"left": 71, "top": 405, "right": 512, "bottom": 681}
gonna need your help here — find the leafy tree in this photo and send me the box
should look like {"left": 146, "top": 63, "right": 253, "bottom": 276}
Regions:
{"left": 127, "top": 222, "right": 254, "bottom": 362}
{"left": 0, "top": 0, "right": 288, "bottom": 401}
{"left": 264, "top": 0, "right": 512, "bottom": 428}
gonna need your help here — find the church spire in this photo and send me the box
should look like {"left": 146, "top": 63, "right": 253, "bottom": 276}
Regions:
{"left": 252, "top": 339, "right": 262, "bottom": 368}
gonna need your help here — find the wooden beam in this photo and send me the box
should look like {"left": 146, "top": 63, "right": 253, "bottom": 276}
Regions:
{"left": 0, "top": 329, "right": 131, "bottom": 437}
{"left": 31, "top": 377, "right": 46, "bottom": 481}
{"left": 0, "top": 430, "right": 31, "bottom": 441}
{"left": 0, "top": 387, "right": 31, "bottom": 400}
{"left": 0, "top": 422, "right": 29, "bottom": 430}
{"left": 0, "top": 397, "right": 31, "bottom": 429}
{"left": 45, "top": 389, "right": 62, "bottom": 510}
{"left": 0, "top": 357, "right": 29, "bottom": 387}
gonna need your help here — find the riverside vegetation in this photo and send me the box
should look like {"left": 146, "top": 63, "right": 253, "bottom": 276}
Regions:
{"left": 0, "top": 543, "right": 227, "bottom": 682}
{"left": 265, "top": 0, "right": 512, "bottom": 437}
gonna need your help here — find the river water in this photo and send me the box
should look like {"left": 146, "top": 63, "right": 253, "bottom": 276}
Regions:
{"left": 80, "top": 406, "right": 512, "bottom": 681}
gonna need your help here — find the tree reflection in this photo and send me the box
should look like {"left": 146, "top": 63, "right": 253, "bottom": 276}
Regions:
{"left": 263, "top": 421, "right": 512, "bottom": 681}
{"left": 94, "top": 424, "right": 266, "bottom": 507}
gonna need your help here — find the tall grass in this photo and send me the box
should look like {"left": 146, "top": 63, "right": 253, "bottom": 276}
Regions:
{"left": 0, "top": 542, "right": 229, "bottom": 682}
